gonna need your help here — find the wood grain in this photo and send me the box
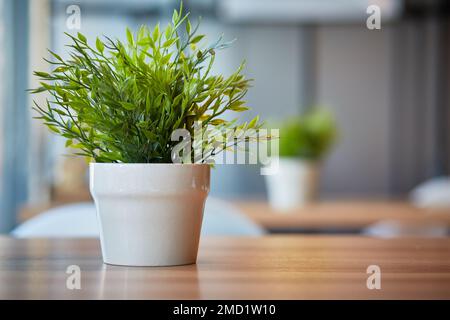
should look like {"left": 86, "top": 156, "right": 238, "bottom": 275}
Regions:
{"left": 0, "top": 236, "right": 449, "bottom": 299}
{"left": 236, "top": 201, "right": 450, "bottom": 231}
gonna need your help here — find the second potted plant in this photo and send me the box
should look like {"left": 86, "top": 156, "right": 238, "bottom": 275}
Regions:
{"left": 265, "top": 108, "right": 337, "bottom": 210}
{"left": 31, "top": 4, "right": 261, "bottom": 266}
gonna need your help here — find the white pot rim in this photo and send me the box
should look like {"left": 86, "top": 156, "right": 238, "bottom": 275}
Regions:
{"left": 90, "top": 162, "right": 210, "bottom": 167}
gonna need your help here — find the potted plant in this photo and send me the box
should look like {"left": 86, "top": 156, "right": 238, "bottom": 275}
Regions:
{"left": 265, "top": 108, "right": 337, "bottom": 210}
{"left": 31, "top": 4, "right": 261, "bottom": 266}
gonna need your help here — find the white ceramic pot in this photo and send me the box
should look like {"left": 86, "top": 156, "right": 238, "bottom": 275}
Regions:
{"left": 89, "top": 163, "right": 210, "bottom": 266}
{"left": 264, "top": 158, "right": 319, "bottom": 211}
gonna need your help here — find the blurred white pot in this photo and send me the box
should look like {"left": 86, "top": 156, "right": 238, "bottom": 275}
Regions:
{"left": 90, "top": 163, "right": 210, "bottom": 266}
{"left": 264, "top": 158, "right": 319, "bottom": 211}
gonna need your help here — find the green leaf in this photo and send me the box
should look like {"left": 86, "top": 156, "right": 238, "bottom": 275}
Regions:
{"left": 230, "top": 105, "right": 249, "bottom": 112}
{"left": 120, "top": 102, "right": 136, "bottom": 110}
{"left": 77, "top": 32, "right": 87, "bottom": 43}
{"left": 186, "top": 20, "right": 191, "bottom": 34}
{"left": 47, "top": 125, "right": 60, "bottom": 134}
{"left": 173, "top": 94, "right": 183, "bottom": 107}
{"left": 228, "top": 101, "right": 248, "bottom": 112}
{"left": 248, "top": 115, "right": 259, "bottom": 128}
{"left": 143, "top": 130, "right": 157, "bottom": 140}
{"left": 191, "top": 35, "right": 204, "bottom": 44}
{"left": 145, "top": 92, "right": 151, "bottom": 113}
{"left": 137, "top": 38, "right": 154, "bottom": 48}
{"left": 53, "top": 109, "right": 67, "bottom": 116}
{"left": 126, "top": 27, "right": 134, "bottom": 46}
{"left": 137, "top": 25, "right": 146, "bottom": 42}
{"left": 172, "top": 9, "right": 179, "bottom": 24}
{"left": 48, "top": 50, "right": 63, "bottom": 62}
{"left": 210, "top": 119, "right": 226, "bottom": 126}
{"left": 34, "top": 71, "right": 50, "bottom": 78}
{"left": 152, "top": 24, "right": 160, "bottom": 43}
{"left": 71, "top": 143, "right": 85, "bottom": 149}
{"left": 65, "top": 139, "right": 73, "bottom": 147}
{"left": 162, "top": 38, "right": 177, "bottom": 48}
{"left": 96, "top": 37, "right": 104, "bottom": 53}
{"left": 53, "top": 66, "right": 68, "bottom": 73}
{"left": 165, "top": 24, "right": 173, "bottom": 39}
{"left": 161, "top": 53, "right": 172, "bottom": 65}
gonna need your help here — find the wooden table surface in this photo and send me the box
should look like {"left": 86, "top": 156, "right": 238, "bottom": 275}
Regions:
{"left": 1, "top": 235, "right": 449, "bottom": 299}
{"left": 236, "top": 201, "right": 450, "bottom": 232}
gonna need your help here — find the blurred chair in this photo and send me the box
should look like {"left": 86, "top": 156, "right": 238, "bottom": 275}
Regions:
{"left": 363, "top": 220, "right": 448, "bottom": 238}
{"left": 12, "top": 197, "right": 265, "bottom": 238}
{"left": 410, "top": 176, "right": 450, "bottom": 209}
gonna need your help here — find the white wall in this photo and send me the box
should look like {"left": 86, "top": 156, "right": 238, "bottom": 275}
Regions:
{"left": 316, "top": 25, "right": 393, "bottom": 198}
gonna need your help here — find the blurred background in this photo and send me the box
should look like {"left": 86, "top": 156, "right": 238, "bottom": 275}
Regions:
{"left": 1, "top": 0, "right": 449, "bottom": 236}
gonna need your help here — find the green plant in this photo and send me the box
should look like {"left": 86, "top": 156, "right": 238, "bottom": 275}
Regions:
{"left": 275, "top": 108, "right": 337, "bottom": 160}
{"left": 31, "top": 3, "right": 261, "bottom": 163}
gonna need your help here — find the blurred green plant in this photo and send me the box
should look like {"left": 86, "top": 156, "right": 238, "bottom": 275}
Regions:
{"left": 30, "top": 3, "right": 261, "bottom": 163}
{"left": 274, "top": 108, "right": 337, "bottom": 160}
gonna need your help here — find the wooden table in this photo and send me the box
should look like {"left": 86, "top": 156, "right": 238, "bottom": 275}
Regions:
{"left": 1, "top": 236, "right": 449, "bottom": 299}
{"left": 236, "top": 201, "right": 450, "bottom": 233}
